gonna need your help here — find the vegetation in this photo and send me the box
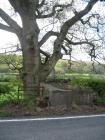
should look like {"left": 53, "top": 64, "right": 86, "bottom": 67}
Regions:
{"left": 70, "top": 75, "right": 105, "bottom": 96}
{"left": 0, "top": 54, "right": 22, "bottom": 73}
{"left": 0, "top": 0, "right": 105, "bottom": 98}
{"left": 55, "top": 59, "right": 105, "bottom": 75}
{"left": 0, "top": 111, "right": 11, "bottom": 117}
{"left": 0, "top": 64, "right": 10, "bottom": 73}
{"left": 94, "top": 98, "right": 105, "bottom": 106}
{"left": 0, "top": 74, "right": 23, "bottom": 107}
{"left": 1, "top": 58, "right": 105, "bottom": 108}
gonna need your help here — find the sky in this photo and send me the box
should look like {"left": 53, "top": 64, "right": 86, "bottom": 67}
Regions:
{"left": 0, "top": 0, "right": 105, "bottom": 62}
{"left": 0, "top": 0, "right": 21, "bottom": 53}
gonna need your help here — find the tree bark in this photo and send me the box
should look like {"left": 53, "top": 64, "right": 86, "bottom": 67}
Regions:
{"left": 20, "top": 15, "right": 40, "bottom": 97}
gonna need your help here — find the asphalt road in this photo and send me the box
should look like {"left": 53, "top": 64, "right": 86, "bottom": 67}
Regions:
{"left": 0, "top": 115, "right": 105, "bottom": 140}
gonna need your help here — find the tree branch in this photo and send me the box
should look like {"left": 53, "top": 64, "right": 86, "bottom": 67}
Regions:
{"left": 81, "top": 14, "right": 100, "bottom": 24}
{"left": 40, "top": 49, "right": 50, "bottom": 57}
{"left": 38, "top": 31, "right": 59, "bottom": 47}
{"left": 65, "top": 38, "right": 95, "bottom": 47}
{"left": 58, "top": 0, "right": 99, "bottom": 43}
{"left": 52, "top": 0, "right": 98, "bottom": 55}
{"left": 36, "top": 3, "right": 72, "bottom": 19}
{"left": 0, "top": 23, "right": 15, "bottom": 33}
{"left": 44, "top": 0, "right": 98, "bottom": 74}
{"left": 0, "top": 8, "right": 22, "bottom": 35}
{"left": 9, "top": 0, "right": 37, "bottom": 14}
{"left": 38, "top": 0, "right": 46, "bottom": 8}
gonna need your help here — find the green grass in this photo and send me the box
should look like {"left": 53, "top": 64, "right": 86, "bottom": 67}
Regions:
{"left": 0, "top": 112, "right": 11, "bottom": 117}
{"left": 48, "top": 73, "right": 105, "bottom": 83}
{"left": 0, "top": 64, "right": 10, "bottom": 73}
{"left": 0, "top": 92, "right": 24, "bottom": 107}
{"left": 65, "top": 73, "right": 105, "bottom": 79}
{"left": 0, "top": 74, "right": 23, "bottom": 107}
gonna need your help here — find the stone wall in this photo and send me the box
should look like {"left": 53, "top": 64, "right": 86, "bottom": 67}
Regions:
{"left": 42, "top": 84, "right": 96, "bottom": 107}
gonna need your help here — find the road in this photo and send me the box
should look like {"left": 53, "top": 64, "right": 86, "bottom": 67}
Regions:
{"left": 0, "top": 115, "right": 105, "bottom": 140}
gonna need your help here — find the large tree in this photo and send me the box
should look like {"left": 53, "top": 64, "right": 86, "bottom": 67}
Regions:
{"left": 0, "top": 0, "right": 103, "bottom": 97}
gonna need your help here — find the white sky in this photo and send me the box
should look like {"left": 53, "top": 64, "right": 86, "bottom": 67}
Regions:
{"left": 0, "top": 0, "right": 21, "bottom": 53}
{"left": 0, "top": 0, "right": 105, "bottom": 62}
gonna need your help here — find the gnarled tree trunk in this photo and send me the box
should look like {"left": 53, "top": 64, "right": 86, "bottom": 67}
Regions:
{"left": 20, "top": 15, "right": 40, "bottom": 96}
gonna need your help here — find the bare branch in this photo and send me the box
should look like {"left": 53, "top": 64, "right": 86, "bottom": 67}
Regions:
{"left": 61, "top": 45, "right": 68, "bottom": 54}
{"left": 8, "top": 0, "right": 20, "bottom": 13}
{"left": 40, "top": 49, "right": 50, "bottom": 57}
{"left": 38, "top": 31, "right": 59, "bottom": 47}
{"left": 79, "top": 13, "right": 101, "bottom": 32}
{"left": 58, "top": 0, "right": 99, "bottom": 43}
{"left": 45, "top": 0, "right": 99, "bottom": 72}
{"left": 38, "top": 0, "right": 46, "bottom": 8}
{"left": 65, "top": 38, "right": 95, "bottom": 47}
{"left": 0, "top": 8, "right": 22, "bottom": 35}
{"left": 54, "top": 0, "right": 98, "bottom": 53}
{"left": 36, "top": 3, "right": 72, "bottom": 19}
{"left": 0, "top": 23, "right": 15, "bottom": 33}
{"left": 81, "top": 14, "right": 100, "bottom": 24}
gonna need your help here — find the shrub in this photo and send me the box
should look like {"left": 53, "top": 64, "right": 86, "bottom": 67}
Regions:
{"left": 87, "top": 79, "right": 105, "bottom": 97}
{"left": 0, "top": 112, "right": 11, "bottom": 117}
{"left": 70, "top": 76, "right": 90, "bottom": 87}
{"left": 94, "top": 98, "right": 105, "bottom": 105}
{"left": 0, "top": 76, "right": 10, "bottom": 82}
{"left": 0, "top": 74, "right": 16, "bottom": 82}
{"left": 0, "top": 83, "right": 12, "bottom": 94}
{"left": 70, "top": 75, "right": 105, "bottom": 97}
{"left": 0, "top": 92, "right": 24, "bottom": 107}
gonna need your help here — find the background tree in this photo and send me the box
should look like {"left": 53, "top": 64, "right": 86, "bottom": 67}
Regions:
{"left": 0, "top": 0, "right": 104, "bottom": 98}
